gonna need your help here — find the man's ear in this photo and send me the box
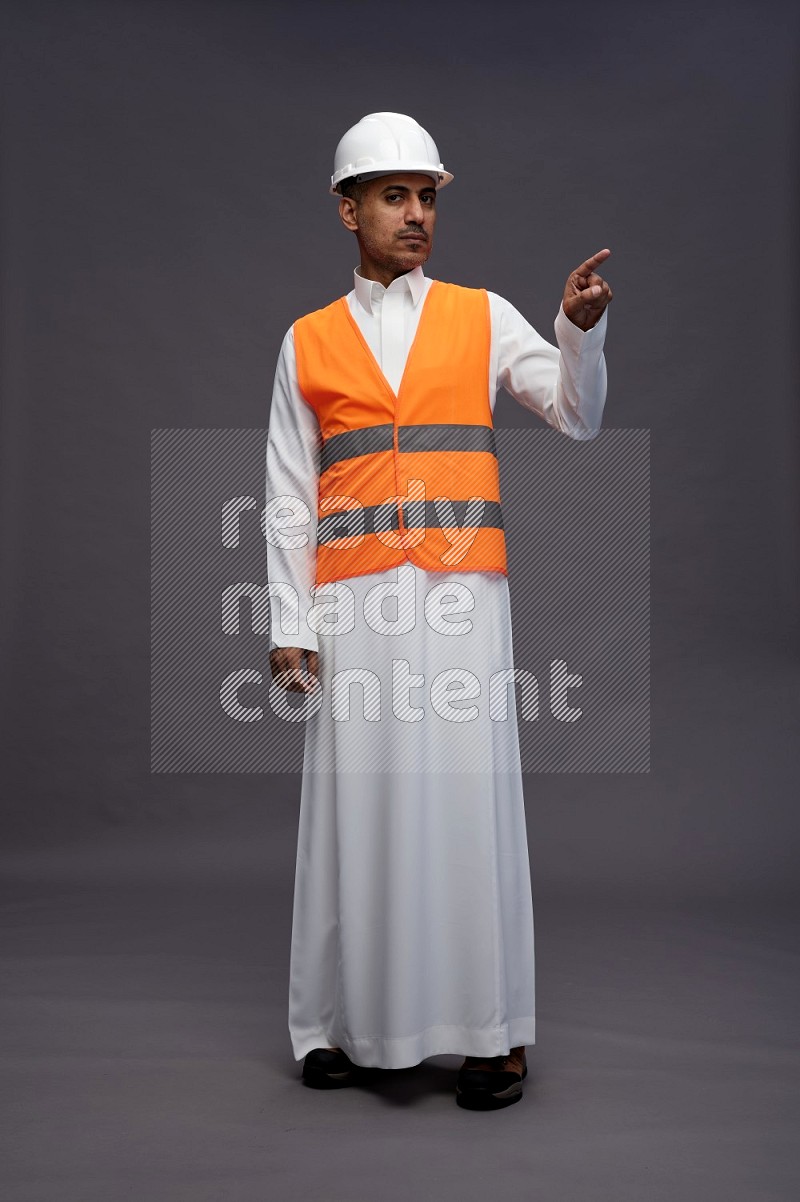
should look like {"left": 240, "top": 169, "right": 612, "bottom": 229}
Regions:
{"left": 339, "top": 196, "right": 359, "bottom": 233}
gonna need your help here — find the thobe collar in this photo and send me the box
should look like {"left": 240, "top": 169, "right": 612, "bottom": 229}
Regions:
{"left": 353, "top": 265, "right": 426, "bottom": 316}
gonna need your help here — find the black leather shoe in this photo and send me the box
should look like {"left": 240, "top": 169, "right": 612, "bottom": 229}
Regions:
{"left": 302, "top": 1046, "right": 380, "bottom": 1089}
{"left": 455, "top": 1047, "right": 528, "bottom": 1110}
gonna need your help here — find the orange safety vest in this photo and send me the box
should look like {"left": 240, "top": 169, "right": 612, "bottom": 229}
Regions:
{"left": 293, "top": 280, "right": 508, "bottom": 586}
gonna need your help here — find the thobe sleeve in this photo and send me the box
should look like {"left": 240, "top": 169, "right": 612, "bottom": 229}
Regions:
{"left": 265, "top": 327, "right": 322, "bottom": 653}
{"left": 488, "top": 293, "right": 608, "bottom": 440}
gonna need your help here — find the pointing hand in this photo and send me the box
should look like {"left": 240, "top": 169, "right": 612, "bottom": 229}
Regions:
{"left": 562, "top": 248, "right": 613, "bottom": 331}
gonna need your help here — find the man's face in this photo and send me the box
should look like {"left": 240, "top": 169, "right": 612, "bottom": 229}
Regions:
{"left": 339, "top": 173, "right": 437, "bottom": 279}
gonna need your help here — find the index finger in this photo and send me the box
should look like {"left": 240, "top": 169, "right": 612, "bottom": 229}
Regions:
{"left": 574, "top": 248, "right": 611, "bottom": 277}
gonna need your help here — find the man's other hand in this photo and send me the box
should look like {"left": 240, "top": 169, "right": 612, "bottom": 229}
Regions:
{"left": 562, "top": 248, "right": 613, "bottom": 330}
{"left": 269, "top": 646, "right": 319, "bottom": 693}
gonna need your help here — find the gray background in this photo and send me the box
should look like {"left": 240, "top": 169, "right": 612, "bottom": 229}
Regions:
{"left": 1, "top": 1, "right": 798, "bottom": 1199}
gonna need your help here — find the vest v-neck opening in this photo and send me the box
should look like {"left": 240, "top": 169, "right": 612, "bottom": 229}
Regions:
{"left": 340, "top": 280, "right": 439, "bottom": 403}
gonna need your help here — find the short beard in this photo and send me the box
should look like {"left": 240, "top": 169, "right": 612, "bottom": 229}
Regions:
{"left": 357, "top": 228, "right": 430, "bottom": 276}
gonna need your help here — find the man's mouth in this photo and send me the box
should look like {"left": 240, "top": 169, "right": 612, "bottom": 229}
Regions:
{"left": 399, "top": 232, "right": 427, "bottom": 242}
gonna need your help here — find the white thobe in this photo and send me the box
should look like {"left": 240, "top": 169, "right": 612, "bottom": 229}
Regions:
{"left": 266, "top": 266, "right": 607, "bottom": 1069}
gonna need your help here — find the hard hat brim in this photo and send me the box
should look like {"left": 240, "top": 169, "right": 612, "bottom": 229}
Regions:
{"left": 330, "top": 164, "right": 454, "bottom": 195}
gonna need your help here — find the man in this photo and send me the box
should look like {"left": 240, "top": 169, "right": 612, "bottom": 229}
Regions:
{"left": 265, "top": 112, "right": 611, "bottom": 1110}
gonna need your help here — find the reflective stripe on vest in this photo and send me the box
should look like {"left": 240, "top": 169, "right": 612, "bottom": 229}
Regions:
{"left": 293, "top": 280, "right": 508, "bottom": 585}
{"left": 320, "top": 422, "right": 498, "bottom": 471}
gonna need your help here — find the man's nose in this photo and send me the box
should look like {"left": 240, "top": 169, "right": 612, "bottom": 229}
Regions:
{"left": 404, "top": 196, "right": 426, "bottom": 225}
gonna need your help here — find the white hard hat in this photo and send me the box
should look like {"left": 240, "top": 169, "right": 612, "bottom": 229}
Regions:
{"left": 330, "top": 112, "right": 453, "bottom": 196}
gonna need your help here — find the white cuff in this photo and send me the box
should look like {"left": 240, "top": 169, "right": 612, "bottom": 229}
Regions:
{"left": 554, "top": 302, "right": 608, "bottom": 353}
